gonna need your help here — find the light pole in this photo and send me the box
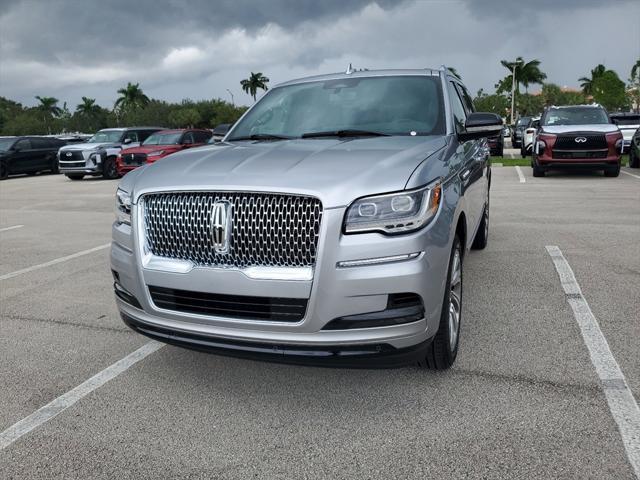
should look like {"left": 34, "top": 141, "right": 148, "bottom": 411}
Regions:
{"left": 510, "top": 62, "right": 516, "bottom": 125}
{"left": 226, "top": 89, "right": 235, "bottom": 106}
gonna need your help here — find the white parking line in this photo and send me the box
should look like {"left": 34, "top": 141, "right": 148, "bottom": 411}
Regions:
{"left": 621, "top": 170, "right": 640, "bottom": 180}
{"left": 0, "top": 244, "right": 110, "bottom": 281}
{"left": 0, "top": 341, "right": 164, "bottom": 450}
{"left": 515, "top": 166, "right": 526, "bottom": 183}
{"left": 546, "top": 246, "right": 640, "bottom": 478}
{"left": 0, "top": 225, "right": 24, "bottom": 233}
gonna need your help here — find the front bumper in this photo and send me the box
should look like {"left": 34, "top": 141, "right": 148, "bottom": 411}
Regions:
{"left": 59, "top": 154, "right": 103, "bottom": 174}
{"left": 111, "top": 203, "right": 452, "bottom": 365}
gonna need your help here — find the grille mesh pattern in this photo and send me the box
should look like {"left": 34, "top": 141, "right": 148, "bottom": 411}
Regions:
{"left": 143, "top": 192, "right": 323, "bottom": 268}
{"left": 554, "top": 134, "right": 607, "bottom": 150}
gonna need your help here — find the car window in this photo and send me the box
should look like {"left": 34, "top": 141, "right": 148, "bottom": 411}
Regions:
{"left": 123, "top": 131, "right": 139, "bottom": 143}
{"left": 136, "top": 130, "right": 159, "bottom": 143}
{"left": 194, "top": 131, "right": 212, "bottom": 143}
{"left": 31, "top": 138, "right": 46, "bottom": 148}
{"left": 14, "top": 138, "right": 31, "bottom": 150}
{"left": 457, "top": 84, "right": 475, "bottom": 114}
{"left": 182, "top": 132, "right": 195, "bottom": 144}
{"left": 447, "top": 81, "right": 467, "bottom": 133}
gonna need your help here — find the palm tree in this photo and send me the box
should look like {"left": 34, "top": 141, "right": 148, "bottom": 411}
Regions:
{"left": 500, "top": 57, "right": 547, "bottom": 94}
{"left": 579, "top": 64, "right": 613, "bottom": 95}
{"left": 631, "top": 59, "right": 640, "bottom": 82}
{"left": 240, "top": 72, "right": 269, "bottom": 101}
{"left": 35, "top": 96, "right": 62, "bottom": 117}
{"left": 76, "top": 96, "right": 100, "bottom": 115}
{"left": 114, "top": 82, "right": 150, "bottom": 112}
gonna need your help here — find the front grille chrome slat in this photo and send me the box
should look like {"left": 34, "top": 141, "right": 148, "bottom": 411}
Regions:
{"left": 143, "top": 192, "right": 323, "bottom": 269}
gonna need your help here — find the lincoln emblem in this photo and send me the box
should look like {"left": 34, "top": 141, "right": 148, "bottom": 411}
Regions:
{"left": 211, "top": 201, "right": 232, "bottom": 254}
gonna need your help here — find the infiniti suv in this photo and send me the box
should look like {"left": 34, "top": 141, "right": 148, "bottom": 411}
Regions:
{"left": 111, "top": 68, "right": 502, "bottom": 369}
{"left": 531, "top": 105, "right": 623, "bottom": 177}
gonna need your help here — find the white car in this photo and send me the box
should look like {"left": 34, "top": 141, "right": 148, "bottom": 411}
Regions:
{"left": 610, "top": 113, "right": 640, "bottom": 151}
{"left": 521, "top": 117, "right": 540, "bottom": 158}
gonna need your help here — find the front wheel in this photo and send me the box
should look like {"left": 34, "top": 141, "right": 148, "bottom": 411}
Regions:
{"left": 532, "top": 160, "right": 545, "bottom": 177}
{"left": 50, "top": 155, "right": 59, "bottom": 174}
{"left": 629, "top": 149, "right": 639, "bottom": 168}
{"left": 102, "top": 156, "right": 118, "bottom": 179}
{"left": 418, "top": 235, "right": 463, "bottom": 370}
{"left": 604, "top": 163, "right": 620, "bottom": 177}
{"left": 472, "top": 196, "right": 489, "bottom": 250}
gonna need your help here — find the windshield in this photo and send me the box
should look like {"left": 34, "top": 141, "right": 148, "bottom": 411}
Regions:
{"left": 228, "top": 76, "right": 445, "bottom": 140}
{"left": 516, "top": 117, "right": 531, "bottom": 127}
{"left": 0, "top": 138, "right": 16, "bottom": 151}
{"left": 542, "top": 107, "right": 609, "bottom": 126}
{"left": 88, "top": 131, "right": 124, "bottom": 143}
{"left": 143, "top": 132, "right": 182, "bottom": 145}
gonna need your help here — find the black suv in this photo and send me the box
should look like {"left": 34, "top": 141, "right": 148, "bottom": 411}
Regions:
{"left": 0, "top": 136, "right": 66, "bottom": 180}
{"left": 511, "top": 116, "right": 533, "bottom": 148}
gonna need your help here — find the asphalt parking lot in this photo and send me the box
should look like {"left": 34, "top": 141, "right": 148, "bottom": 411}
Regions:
{"left": 1, "top": 165, "right": 639, "bottom": 479}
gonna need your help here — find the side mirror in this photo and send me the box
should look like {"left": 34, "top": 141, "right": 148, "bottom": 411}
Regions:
{"left": 123, "top": 138, "right": 132, "bottom": 145}
{"left": 459, "top": 112, "right": 503, "bottom": 141}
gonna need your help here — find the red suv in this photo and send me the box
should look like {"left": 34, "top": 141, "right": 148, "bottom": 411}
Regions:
{"left": 532, "top": 105, "right": 623, "bottom": 177}
{"left": 116, "top": 129, "right": 212, "bottom": 176}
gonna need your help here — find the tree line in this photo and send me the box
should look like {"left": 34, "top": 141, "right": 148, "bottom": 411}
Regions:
{"left": 0, "top": 72, "right": 272, "bottom": 136}
{"left": 472, "top": 58, "right": 640, "bottom": 121}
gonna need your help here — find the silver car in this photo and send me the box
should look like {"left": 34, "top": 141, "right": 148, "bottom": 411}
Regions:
{"left": 111, "top": 67, "right": 502, "bottom": 369}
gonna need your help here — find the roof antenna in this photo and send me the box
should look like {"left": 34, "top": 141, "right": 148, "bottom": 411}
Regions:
{"left": 345, "top": 63, "right": 354, "bottom": 75}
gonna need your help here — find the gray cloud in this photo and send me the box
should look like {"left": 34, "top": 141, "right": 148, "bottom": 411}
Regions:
{"left": 0, "top": 0, "right": 638, "bottom": 109}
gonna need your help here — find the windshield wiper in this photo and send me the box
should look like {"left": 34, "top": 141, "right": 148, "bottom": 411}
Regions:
{"left": 227, "top": 133, "right": 292, "bottom": 141}
{"left": 301, "top": 129, "right": 390, "bottom": 139}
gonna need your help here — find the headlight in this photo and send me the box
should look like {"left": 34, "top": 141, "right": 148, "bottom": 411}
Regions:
{"left": 344, "top": 180, "right": 442, "bottom": 235}
{"left": 115, "top": 188, "right": 131, "bottom": 225}
{"left": 147, "top": 150, "right": 165, "bottom": 157}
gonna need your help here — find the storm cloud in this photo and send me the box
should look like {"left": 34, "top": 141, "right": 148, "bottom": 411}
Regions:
{"left": 0, "top": 0, "right": 638, "bottom": 108}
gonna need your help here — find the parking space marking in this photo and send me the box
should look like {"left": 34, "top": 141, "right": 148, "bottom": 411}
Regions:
{"left": 546, "top": 246, "right": 640, "bottom": 477}
{"left": 0, "top": 341, "right": 164, "bottom": 450}
{"left": 515, "top": 166, "right": 526, "bottom": 183}
{"left": 0, "top": 225, "right": 24, "bottom": 233}
{"left": 621, "top": 170, "right": 640, "bottom": 180}
{"left": 0, "top": 244, "right": 110, "bottom": 281}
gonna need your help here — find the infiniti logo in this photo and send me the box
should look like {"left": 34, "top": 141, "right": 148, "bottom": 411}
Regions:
{"left": 575, "top": 137, "right": 587, "bottom": 143}
{"left": 65, "top": 152, "right": 72, "bottom": 157}
{"left": 211, "top": 201, "right": 232, "bottom": 254}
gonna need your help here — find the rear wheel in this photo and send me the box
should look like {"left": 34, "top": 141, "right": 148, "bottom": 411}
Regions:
{"left": 102, "top": 156, "right": 118, "bottom": 179}
{"left": 472, "top": 192, "right": 489, "bottom": 250}
{"left": 66, "top": 174, "right": 84, "bottom": 181}
{"left": 629, "top": 149, "right": 639, "bottom": 168}
{"left": 418, "top": 236, "right": 463, "bottom": 370}
{"left": 0, "top": 159, "right": 8, "bottom": 180}
{"left": 604, "top": 163, "right": 620, "bottom": 177}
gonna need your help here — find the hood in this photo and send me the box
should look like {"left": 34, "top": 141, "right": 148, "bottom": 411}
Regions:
{"left": 541, "top": 125, "right": 619, "bottom": 135}
{"left": 121, "top": 144, "right": 181, "bottom": 155}
{"left": 59, "top": 142, "right": 119, "bottom": 151}
{"left": 129, "top": 136, "right": 446, "bottom": 208}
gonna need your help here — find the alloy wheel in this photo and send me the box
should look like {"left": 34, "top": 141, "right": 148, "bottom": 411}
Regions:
{"left": 448, "top": 247, "right": 462, "bottom": 352}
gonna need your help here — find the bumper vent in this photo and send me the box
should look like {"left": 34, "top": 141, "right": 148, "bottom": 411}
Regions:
{"left": 148, "top": 286, "right": 308, "bottom": 322}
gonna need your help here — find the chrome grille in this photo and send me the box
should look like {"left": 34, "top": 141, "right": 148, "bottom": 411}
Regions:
{"left": 142, "top": 192, "right": 323, "bottom": 268}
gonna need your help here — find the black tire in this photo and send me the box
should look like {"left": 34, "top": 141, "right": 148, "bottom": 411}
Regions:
{"left": 497, "top": 146, "right": 504, "bottom": 157}
{"left": 471, "top": 195, "right": 489, "bottom": 250}
{"left": 66, "top": 174, "right": 84, "bottom": 181}
{"left": 521, "top": 146, "right": 526, "bottom": 158}
{"left": 418, "top": 235, "right": 463, "bottom": 370}
{"left": 604, "top": 163, "right": 620, "bottom": 177}
{"left": 102, "top": 156, "right": 118, "bottom": 179}
{"left": 532, "top": 160, "right": 545, "bottom": 177}
{"left": 629, "top": 149, "right": 639, "bottom": 168}
{"left": 0, "top": 159, "right": 8, "bottom": 180}
{"left": 50, "top": 155, "right": 59, "bottom": 174}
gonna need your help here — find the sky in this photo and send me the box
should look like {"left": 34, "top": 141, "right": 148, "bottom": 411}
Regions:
{"left": 1, "top": 0, "right": 639, "bottom": 109}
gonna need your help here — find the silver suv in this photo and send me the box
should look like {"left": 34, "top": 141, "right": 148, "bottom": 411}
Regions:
{"left": 111, "top": 67, "right": 502, "bottom": 369}
{"left": 59, "top": 127, "right": 161, "bottom": 180}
